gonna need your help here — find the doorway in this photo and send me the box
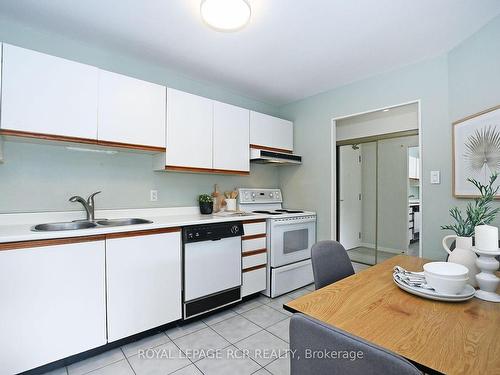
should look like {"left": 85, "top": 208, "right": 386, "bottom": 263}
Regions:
{"left": 335, "top": 102, "right": 421, "bottom": 265}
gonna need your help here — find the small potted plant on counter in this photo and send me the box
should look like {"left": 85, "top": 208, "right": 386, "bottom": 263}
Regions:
{"left": 198, "top": 194, "right": 214, "bottom": 215}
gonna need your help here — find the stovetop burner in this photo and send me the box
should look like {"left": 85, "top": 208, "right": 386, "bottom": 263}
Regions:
{"left": 252, "top": 209, "right": 305, "bottom": 215}
{"left": 252, "top": 210, "right": 283, "bottom": 215}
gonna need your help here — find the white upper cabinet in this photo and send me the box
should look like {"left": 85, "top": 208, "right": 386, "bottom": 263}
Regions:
{"left": 1, "top": 44, "right": 99, "bottom": 139}
{"left": 98, "top": 70, "right": 166, "bottom": 148}
{"left": 213, "top": 101, "right": 249, "bottom": 172}
{"left": 165, "top": 88, "right": 213, "bottom": 169}
{"left": 250, "top": 111, "right": 293, "bottom": 151}
{"left": 409, "top": 155, "right": 420, "bottom": 179}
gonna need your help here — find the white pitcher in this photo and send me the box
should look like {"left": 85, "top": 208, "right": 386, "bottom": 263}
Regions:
{"left": 442, "top": 235, "right": 479, "bottom": 287}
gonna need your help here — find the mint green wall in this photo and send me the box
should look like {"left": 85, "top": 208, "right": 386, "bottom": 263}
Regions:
{"left": 0, "top": 17, "right": 281, "bottom": 213}
{"left": 278, "top": 56, "right": 449, "bottom": 259}
{"left": 447, "top": 15, "right": 500, "bottom": 230}
{"left": 0, "top": 142, "right": 279, "bottom": 213}
{"left": 448, "top": 16, "right": 500, "bottom": 121}
{"left": 278, "top": 15, "right": 500, "bottom": 260}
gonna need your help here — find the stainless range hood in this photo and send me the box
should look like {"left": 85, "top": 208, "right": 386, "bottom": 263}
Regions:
{"left": 250, "top": 148, "right": 302, "bottom": 165}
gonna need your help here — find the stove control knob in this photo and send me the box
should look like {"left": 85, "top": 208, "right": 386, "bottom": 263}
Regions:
{"left": 230, "top": 225, "right": 240, "bottom": 234}
{"left": 269, "top": 192, "right": 273, "bottom": 198}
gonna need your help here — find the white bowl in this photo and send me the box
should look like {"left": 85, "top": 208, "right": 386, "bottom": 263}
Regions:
{"left": 424, "top": 272, "right": 468, "bottom": 294}
{"left": 423, "top": 261, "right": 469, "bottom": 279}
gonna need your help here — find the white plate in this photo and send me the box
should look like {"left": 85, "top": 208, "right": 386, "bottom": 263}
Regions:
{"left": 393, "top": 275, "right": 475, "bottom": 302}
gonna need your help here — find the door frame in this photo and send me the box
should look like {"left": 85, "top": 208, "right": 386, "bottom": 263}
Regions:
{"left": 331, "top": 100, "right": 423, "bottom": 258}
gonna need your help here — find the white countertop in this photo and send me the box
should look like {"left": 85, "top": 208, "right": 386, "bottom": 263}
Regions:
{"left": 0, "top": 207, "right": 270, "bottom": 244}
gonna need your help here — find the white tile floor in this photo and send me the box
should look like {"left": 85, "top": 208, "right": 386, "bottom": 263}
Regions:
{"left": 43, "top": 263, "right": 369, "bottom": 375}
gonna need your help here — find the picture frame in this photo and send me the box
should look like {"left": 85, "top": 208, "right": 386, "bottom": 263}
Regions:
{"left": 453, "top": 104, "right": 500, "bottom": 198}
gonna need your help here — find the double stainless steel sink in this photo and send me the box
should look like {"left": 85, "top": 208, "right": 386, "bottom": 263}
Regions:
{"left": 32, "top": 192, "right": 153, "bottom": 232}
{"left": 32, "top": 218, "right": 153, "bottom": 232}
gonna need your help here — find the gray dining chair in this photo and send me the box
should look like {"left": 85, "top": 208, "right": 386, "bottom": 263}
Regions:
{"left": 311, "top": 240, "right": 355, "bottom": 289}
{"left": 289, "top": 313, "right": 421, "bottom": 375}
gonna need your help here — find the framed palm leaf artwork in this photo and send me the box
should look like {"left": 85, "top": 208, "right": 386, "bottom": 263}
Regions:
{"left": 453, "top": 104, "right": 500, "bottom": 198}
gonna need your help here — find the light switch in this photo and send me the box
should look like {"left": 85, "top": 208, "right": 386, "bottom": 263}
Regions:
{"left": 430, "top": 171, "right": 440, "bottom": 184}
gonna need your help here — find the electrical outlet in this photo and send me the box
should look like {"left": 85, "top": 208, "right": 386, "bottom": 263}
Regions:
{"left": 150, "top": 190, "right": 158, "bottom": 202}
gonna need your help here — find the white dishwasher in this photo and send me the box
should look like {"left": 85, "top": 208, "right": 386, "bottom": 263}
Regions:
{"left": 183, "top": 221, "right": 243, "bottom": 319}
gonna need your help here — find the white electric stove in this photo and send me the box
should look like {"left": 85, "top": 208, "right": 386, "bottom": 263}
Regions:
{"left": 238, "top": 188, "right": 316, "bottom": 297}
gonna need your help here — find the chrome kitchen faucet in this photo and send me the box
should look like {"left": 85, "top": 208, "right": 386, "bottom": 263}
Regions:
{"left": 69, "top": 191, "right": 101, "bottom": 221}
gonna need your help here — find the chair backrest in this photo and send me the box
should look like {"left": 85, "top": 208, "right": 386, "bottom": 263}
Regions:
{"left": 289, "top": 313, "right": 421, "bottom": 375}
{"left": 311, "top": 240, "right": 354, "bottom": 289}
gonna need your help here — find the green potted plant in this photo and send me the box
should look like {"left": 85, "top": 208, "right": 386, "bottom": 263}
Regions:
{"left": 198, "top": 194, "right": 214, "bottom": 215}
{"left": 441, "top": 173, "right": 500, "bottom": 286}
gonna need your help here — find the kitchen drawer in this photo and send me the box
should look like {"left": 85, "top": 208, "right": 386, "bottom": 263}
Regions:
{"left": 243, "top": 252, "right": 267, "bottom": 269}
{"left": 242, "top": 237, "right": 266, "bottom": 253}
{"left": 242, "top": 267, "right": 266, "bottom": 297}
{"left": 243, "top": 221, "right": 266, "bottom": 236}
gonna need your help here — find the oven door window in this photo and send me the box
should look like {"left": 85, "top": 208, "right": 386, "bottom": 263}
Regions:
{"left": 283, "top": 228, "right": 309, "bottom": 254}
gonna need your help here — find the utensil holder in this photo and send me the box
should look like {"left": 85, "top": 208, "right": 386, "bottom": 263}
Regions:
{"left": 225, "top": 199, "right": 236, "bottom": 212}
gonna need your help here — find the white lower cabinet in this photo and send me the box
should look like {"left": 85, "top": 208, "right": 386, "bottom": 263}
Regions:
{"left": 242, "top": 267, "right": 267, "bottom": 297}
{"left": 106, "top": 230, "right": 182, "bottom": 342}
{"left": 0, "top": 240, "right": 107, "bottom": 375}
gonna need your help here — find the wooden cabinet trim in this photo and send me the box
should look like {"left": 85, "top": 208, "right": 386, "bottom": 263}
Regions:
{"left": 243, "top": 219, "right": 267, "bottom": 224}
{"left": 106, "top": 227, "right": 181, "bottom": 239}
{"left": 242, "top": 233, "right": 267, "bottom": 241}
{"left": 0, "top": 235, "right": 106, "bottom": 251}
{"left": 165, "top": 165, "right": 250, "bottom": 175}
{"left": 96, "top": 140, "right": 165, "bottom": 152}
{"left": 250, "top": 144, "right": 293, "bottom": 153}
{"left": 242, "top": 248, "right": 267, "bottom": 257}
{"left": 242, "top": 264, "right": 267, "bottom": 273}
{"left": 0, "top": 129, "right": 97, "bottom": 145}
{"left": 0, "top": 227, "right": 181, "bottom": 251}
{"left": 0, "top": 129, "right": 166, "bottom": 153}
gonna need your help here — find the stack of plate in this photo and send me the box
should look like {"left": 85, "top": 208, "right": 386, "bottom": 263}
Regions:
{"left": 393, "top": 265, "right": 475, "bottom": 302}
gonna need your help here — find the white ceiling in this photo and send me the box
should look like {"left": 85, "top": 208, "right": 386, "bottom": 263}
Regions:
{"left": 1, "top": 0, "right": 499, "bottom": 105}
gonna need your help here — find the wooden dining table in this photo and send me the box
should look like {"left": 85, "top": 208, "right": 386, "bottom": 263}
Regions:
{"left": 284, "top": 255, "right": 500, "bottom": 375}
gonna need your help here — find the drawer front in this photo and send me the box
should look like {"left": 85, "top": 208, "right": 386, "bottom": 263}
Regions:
{"left": 242, "top": 237, "right": 266, "bottom": 253}
{"left": 243, "top": 222, "right": 266, "bottom": 236}
{"left": 242, "top": 252, "right": 267, "bottom": 269}
{"left": 242, "top": 267, "right": 266, "bottom": 297}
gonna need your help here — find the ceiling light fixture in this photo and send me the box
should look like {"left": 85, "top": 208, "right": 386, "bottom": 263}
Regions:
{"left": 383, "top": 109, "right": 390, "bottom": 112}
{"left": 200, "top": 0, "right": 251, "bottom": 32}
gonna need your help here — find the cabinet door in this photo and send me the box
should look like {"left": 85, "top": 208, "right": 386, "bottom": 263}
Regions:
{"left": 106, "top": 230, "right": 182, "bottom": 342}
{"left": 1, "top": 44, "right": 99, "bottom": 139}
{"left": 213, "top": 101, "right": 249, "bottom": 172}
{"left": 98, "top": 70, "right": 166, "bottom": 148}
{"left": 165, "top": 88, "right": 213, "bottom": 169}
{"left": 408, "top": 156, "right": 416, "bottom": 178}
{"left": 250, "top": 111, "right": 293, "bottom": 151}
{"left": 0, "top": 240, "right": 106, "bottom": 374}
